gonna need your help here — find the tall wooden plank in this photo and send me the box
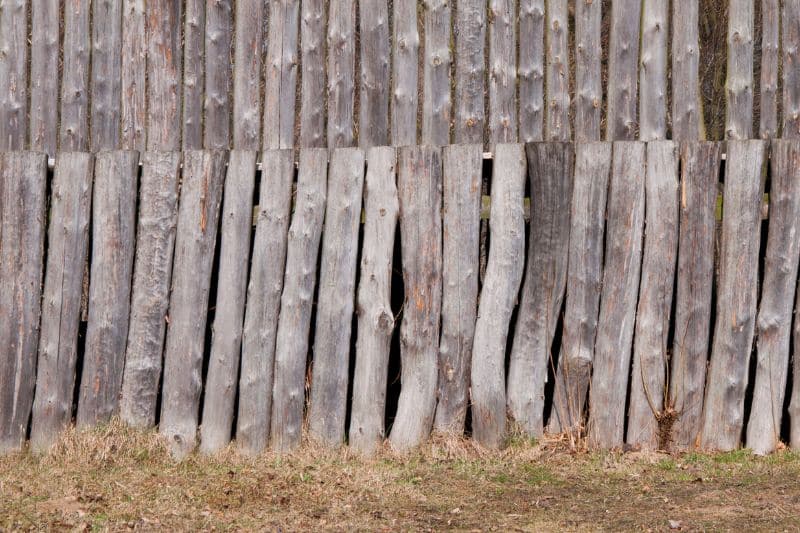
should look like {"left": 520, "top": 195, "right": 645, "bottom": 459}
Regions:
{"left": 700, "top": 140, "right": 767, "bottom": 451}
{"left": 725, "top": 0, "right": 755, "bottom": 140}
{"left": 91, "top": 0, "right": 123, "bottom": 151}
{"left": 391, "top": 0, "right": 419, "bottom": 146}
{"left": 327, "top": 0, "right": 357, "bottom": 148}
{"left": 0, "top": 0, "right": 28, "bottom": 151}
{"left": 181, "top": 0, "right": 206, "bottom": 150}
{"left": 59, "top": 0, "right": 90, "bottom": 152}
{"left": 488, "top": 0, "right": 517, "bottom": 145}
{"left": 760, "top": 0, "right": 779, "bottom": 138}
{"left": 160, "top": 151, "right": 228, "bottom": 458}
{"left": 453, "top": 0, "right": 486, "bottom": 145}
{"left": 233, "top": 0, "right": 264, "bottom": 150}
{"left": 349, "top": 147, "right": 398, "bottom": 454}
{"left": 30, "top": 153, "right": 94, "bottom": 452}
{"left": 120, "top": 152, "right": 181, "bottom": 429}
{"left": 204, "top": 0, "right": 233, "bottom": 149}
{"left": 201, "top": 151, "right": 257, "bottom": 453}
{"left": 0, "top": 153, "right": 47, "bottom": 453}
{"left": 548, "top": 143, "right": 612, "bottom": 434}
{"left": 120, "top": 0, "right": 147, "bottom": 151}
{"left": 574, "top": 0, "right": 602, "bottom": 142}
{"left": 421, "top": 0, "right": 452, "bottom": 145}
{"left": 270, "top": 148, "right": 328, "bottom": 452}
{"left": 639, "top": 0, "right": 669, "bottom": 141}
{"left": 77, "top": 151, "right": 139, "bottom": 428}
{"left": 606, "top": 0, "right": 642, "bottom": 140}
{"left": 237, "top": 149, "right": 294, "bottom": 454}
{"left": 518, "top": 0, "right": 544, "bottom": 142}
{"left": 747, "top": 140, "right": 800, "bottom": 455}
{"left": 508, "top": 142, "right": 573, "bottom": 437}
{"left": 433, "top": 144, "right": 482, "bottom": 434}
{"left": 308, "top": 148, "right": 366, "bottom": 446}
{"left": 389, "top": 146, "right": 443, "bottom": 451}
{"left": 587, "top": 142, "right": 646, "bottom": 448}
{"left": 471, "top": 144, "right": 526, "bottom": 449}
{"left": 265, "top": 0, "right": 300, "bottom": 149}
{"left": 146, "top": 0, "right": 182, "bottom": 151}
{"left": 29, "top": 0, "right": 60, "bottom": 155}
{"left": 626, "top": 141, "right": 679, "bottom": 450}
{"left": 358, "top": 0, "right": 390, "bottom": 148}
{"left": 669, "top": 142, "right": 721, "bottom": 450}
{"left": 783, "top": 0, "right": 800, "bottom": 138}
{"left": 545, "top": 0, "right": 570, "bottom": 141}
{"left": 671, "top": 0, "right": 704, "bottom": 141}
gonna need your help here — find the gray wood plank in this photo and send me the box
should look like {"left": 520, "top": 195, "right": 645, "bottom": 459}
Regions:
{"left": 265, "top": 0, "right": 300, "bottom": 149}
{"left": 725, "top": 0, "right": 755, "bottom": 140}
{"left": 488, "top": 0, "right": 517, "bottom": 145}
{"left": 204, "top": 0, "right": 233, "bottom": 149}
{"left": 760, "top": 0, "right": 779, "bottom": 138}
{"left": 518, "top": 0, "right": 544, "bottom": 142}
{"left": 606, "top": 0, "right": 642, "bottom": 140}
{"left": 121, "top": 0, "right": 147, "bottom": 151}
{"left": 783, "top": 0, "right": 800, "bottom": 138}
{"left": 453, "top": 0, "right": 486, "bottom": 145}
{"left": 545, "top": 0, "right": 570, "bottom": 141}
{"left": 421, "top": 0, "right": 452, "bottom": 146}
{"left": 181, "top": 0, "right": 206, "bottom": 150}
{"left": 59, "top": 0, "right": 90, "bottom": 151}
{"left": 671, "top": 0, "right": 704, "bottom": 141}
{"left": 327, "top": 0, "right": 357, "bottom": 148}
{"left": 639, "top": 0, "right": 668, "bottom": 141}
{"left": 391, "top": 0, "right": 419, "bottom": 146}
{"left": 299, "top": 0, "right": 324, "bottom": 148}
{"left": 574, "top": 0, "right": 603, "bottom": 142}
{"left": 146, "top": 0, "right": 182, "bottom": 151}
{"left": 358, "top": 0, "right": 390, "bottom": 148}
{"left": 0, "top": 0, "right": 28, "bottom": 151}
{"left": 91, "top": 0, "right": 124, "bottom": 151}
{"left": 232, "top": 0, "right": 264, "bottom": 150}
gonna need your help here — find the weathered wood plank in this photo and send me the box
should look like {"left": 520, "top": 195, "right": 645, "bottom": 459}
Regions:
{"left": 181, "top": 0, "right": 205, "bottom": 150}
{"left": 588, "top": 141, "right": 646, "bottom": 448}
{"left": 391, "top": 0, "right": 420, "bottom": 146}
{"left": 359, "top": 0, "right": 390, "bottom": 148}
{"left": 421, "top": 0, "right": 452, "bottom": 145}
{"left": 508, "top": 142, "right": 573, "bottom": 437}
{"left": 30, "top": 153, "right": 94, "bottom": 452}
{"left": 160, "top": 151, "right": 228, "bottom": 458}
{"left": 121, "top": 0, "right": 147, "bottom": 151}
{"left": 308, "top": 148, "right": 366, "bottom": 446}
{"left": 389, "top": 146, "right": 443, "bottom": 451}
{"left": 639, "top": 0, "right": 668, "bottom": 141}
{"left": 548, "top": 143, "right": 612, "bottom": 434}
{"left": 671, "top": 0, "right": 704, "bottom": 141}
{"left": 349, "top": 147, "right": 398, "bottom": 453}
{"left": 783, "top": 0, "right": 800, "bottom": 138}
{"left": 200, "top": 151, "right": 257, "bottom": 454}
{"left": 146, "top": 0, "right": 182, "bottom": 151}
{"left": 0, "top": 153, "right": 47, "bottom": 453}
{"left": 120, "top": 151, "right": 181, "bottom": 429}
{"left": 725, "top": 0, "right": 755, "bottom": 140}
{"left": 298, "top": 0, "right": 323, "bottom": 148}
{"left": 488, "top": 0, "right": 517, "bottom": 145}
{"left": 327, "top": 0, "right": 357, "bottom": 148}
{"left": 606, "top": 0, "right": 642, "bottom": 140}
{"left": 626, "top": 141, "right": 679, "bottom": 450}
{"left": 759, "top": 0, "right": 779, "bottom": 138}
{"left": 518, "top": 0, "right": 544, "bottom": 142}
{"left": 91, "top": 0, "right": 123, "bottom": 151}
{"left": 237, "top": 149, "right": 294, "bottom": 454}
{"left": 270, "top": 148, "right": 328, "bottom": 452}
{"left": 453, "top": 0, "right": 486, "bottom": 145}
{"left": 700, "top": 140, "right": 767, "bottom": 451}
{"left": 0, "top": 0, "right": 28, "bottom": 151}
{"left": 574, "top": 0, "right": 602, "bottom": 142}
{"left": 60, "top": 0, "right": 91, "bottom": 151}
{"left": 233, "top": 0, "right": 264, "bottom": 150}
{"left": 204, "top": 0, "right": 233, "bottom": 149}
{"left": 29, "top": 0, "right": 60, "bottom": 154}
{"left": 77, "top": 151, "right": 139, "bottom": 428}
{"left": 545, "top": 0, "right": 570, "bottom": 141}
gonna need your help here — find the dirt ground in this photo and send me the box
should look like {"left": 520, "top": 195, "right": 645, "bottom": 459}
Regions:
{"left": 1, "top": 422, "right": 798, "bottom": 532}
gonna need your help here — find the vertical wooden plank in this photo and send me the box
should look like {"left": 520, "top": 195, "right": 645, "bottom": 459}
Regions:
{"left": 30, "top": 153, "right": 94, "bottom": 452}
{"left": 77, "top": 151, "right": 139, "bottom": 428}
{"left": 233, "top": 0, "right": 264, "bottom": 150}
{"left": 725, "top": 0, "right": 755, "bottom": 140}
{"left": 146, "top": 0, "right": 182, "bottom": 151}
{"left": 574, "top": 0, "right": 602, "bottom": 142}
{"left": 182, "top": 0, "right": 206, "bottom": 151}
{"left": 783, "top": 0, "right": 800, "bottom": 138}
{"left": 159, "top": 150, "right": 228, "bottom": 458}
{"left": 91, "top": 0, "right": 124, "bottom": 151}
{"left": 308, "top": 148, "right": 366, "bottom": 446}
{"left": 471, "top": 144, "right": 526, "bottom": 449}
{"left": 488, "top": 0, "right": 517, "bottom": 145}
{"left": 669, "top": 142, "right": 721, "bottom": 450}
{"left": 120, "top": 152, "right": 181, "bottom": 429}
{"left": 389, "top": 146, "right": 443, "bottom": 451}
{"left": 327, "top": 0, "right": 356, "bottom": 148}
{"left": 0, "top": 153, "right": 47, "bottom": 453}
{"left": 748, "top": 140, "right": 800, "bottom": 455}
{"left": 639, "top": 0, "right": 669, "bottom": 141}
{"left": 200, "top": 151, "right": 257, "bottom": 453}
{"left": 759, "top": 0, "right": 779, "bottom": 138}
{"left": 606, "top": 0, "right": 642, "bottom": 140}
{"left": 358, "top": 0, "right": 390, "bottom": 148}
{"left": 453, "top": 0, "right": 486, "bottom": 145}
{"left": 0, "top": 0, "right": 28, "bottom": 151}
{"left": 421, "top": 0, "right": 452, "bottom": 145}
{"left": 29, "top": 0, "right": 60, "bottom": 155}
{"left": 265, "top": 0, "right": 300, "bottom": 149}
{"left": 121, "top": 0, "right": 147, "bottom": 151}
{"left": 391, "top": 0, "right": 419, "bottom": 146}
{"left": 671, "top": 0, "right": 704, "bottom": 141}
{"left": 518, "top": 0, "right": 544, "bottom": 142}
{"left": 204, "top": 0, "right": 233, "bottom": 149}
{"left": 59, "top": 0, "right": 90, "bottom": 152}
{"left": 349, "top": 147, "right": 398, "bottom": 453}
{"left": 700, "top": 140, "right": 767, "bottom": 451}
{"left": 298, "top": 0, "right": 324, "bottom": 148}
{"left": 545, "top": 0, "right": 570, "bottom": 141}
{"left": 548, "top": 143, "right": 612, "bottom": 434}
{"left": 587, "top": 141, "right": 646, "bottom": 448}
{"left": 270, "top": 148, "right": 328, "bottom": 452}
{"left": 626, "top": 141, "right": 679, "bottom": 450}
{"left": 237, "top": 149, "right": 294, "bottom": 454}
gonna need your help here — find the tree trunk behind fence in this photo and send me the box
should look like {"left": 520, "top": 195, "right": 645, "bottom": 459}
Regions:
{"left": 606, "top": 0, "right": 642, "bottom": 140}
{"left": 639, "top": 0, "right": 668, "bottom": 141}
{"left": 488, "top": 0, "right": 518, "bottom": 145}
{"left": 91, "top": 0, "right": 123, "bottom": 151}
{"left": 421, "top": 0, "right": 452, "bottom": 146}
{"left": 182, "top": 0, "right": 206, "bottom": 150}
{"left": 59, "top": 0, "right": 90, "bottom": 152}
{"left": 760, "top": 0, "right": 779, "bottom": 139}
{"left": 233, "top": 0, "right": 264, "bottom": 150}
{"left": 120, "top": 0, "right": 147, "bottom": 152}
{"left": 574, "top": 0, "right": 602, "bottom": 142}
{"left": 453, "top": 0, "right": 486, "bottom": 145}
{"left": 299, "top": 0, "right": 324, "bottom": 148}
{"left": 785, "top": 0, "right": 800, "bottom": 138}
{"left": 146, "top": 0, "right": 182, "bottom": 151}
{"left": 359, "top": 0, "right": 390, "bottom": 148}
{"left": 671, "top": 1, "right": 704, "bottom": 141}
{"left": 391, "top": 0, "right": 419, "bottom": 146}
{"left": 203, "top": 0, "right": 232, "bottom": 149}
{"left": 0, "top": 0, "right": 28, "bottom": 151}
{"left": 725, "top": 0, "right": 755, "bottom": 140}
{"left": 545, "top": 0, "right": 570, "bottom": 141}
{"left": 327, "top": 0, "right": 356, "bottom": 148}
{"left": 519, "top": 0, "right": 544, "bottom": 142}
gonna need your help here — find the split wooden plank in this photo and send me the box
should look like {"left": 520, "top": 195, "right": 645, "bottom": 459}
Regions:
{"left": 588, "top": 141, "right": 646, "bottom": 449}
{"left": 548, "top": 143, "right": 612, "bottom": 434}
{"left": 626, "top": 141, "right": 679, "bottom": 450}
{"left": 327, "top": 0, "right": 357, "bottom": 148}
{"left": 270, "top": 148, "right": 328, "bottom": 452}
{"left": 77, "top": 151, "right": 139, "bottom": 428}
{"left": 453, "top": 0, "right": 486, "bottom": 145}
{"left": 204, "top": 0, "right": 233, "bottom": 149}
{"left": 146, "top": 0, "right": 183, "bottom": 151}
{"left": 606, "top": 0, "right": 642, "bottom": 140}
{"left": 518, "top": 0, "right": 544, "bottom": 142}
{"left": 671, "top": 0, "right": 704, "bottom": 141}
{"left": 200, "top": 151, "right": 258, "bottom": 454}
{"left": 91, "top": 0, "right": 123, "bottom": 151}
{"left": 421, "top": 0, "right": 452, "bottom": 146}
{"left": 725, "top": 0, "right": 755, "bottom": 140}
{"left": 0, "top": 0, "right": 28, "bottom": 151}
{"left": 359, "top": 1, "right": 390, "bottom": 148}
{"left": 120, "top": 152, "right": 181, "bottom": 429}
{"left": 60, "top": 0, "right": 91, "bottom": 152}
{"left": 391, "top": 0, "right": 420, "bottom": 146}
{"left": 748, "top": 140, "right": 800, "bottom": 455}
{"left": 760, "top": 0, "right": 779, "bottom": 138}
{"left": 471, "top": 144, "right": 526, "bottom": 449}
{"left": 669, "top": 142, "right": 722, "bottom": 450}
{"left": 488, "top": 0, "right": 517, "bottom": 145}
{"left": 389, "top": 146, "right": 443, "bottom": 451}
{"left": 181, "top": 0, "right": 206, "bottom": 150}
{"left": 545, "top": 0, "right": 570, "bottom": 141}
{"left": 263, "top": 0, "right": 300, "bottom": 150}
{"left": 784, "top": 0, "right": 800, "bottom": 138}
{"left": 0, "top": 153, "right": 47, "bottom": 453}
{"left": 700, "top": 140, "right": 767, "bottom": 451}
{"left": 30, "top": 153, "right": 94, "bottom": 452}
{"left": 308, "top": 148, "right": 366, "bottom": 446}
{"left": 298, "top": 0, "right": 324, "bottom": 148}
{"left": 433, "top": 144, "right": 482, "bottom": 434}
{"left": 349, "top": 147, "right": 398, "bottom": 453}
{"left": 159, "top": 150, "right": 228, "bottom": 458}
{"left": 121, "top": 0, "right": 147, "bottom": 151}
{"left": 508, "top": 142, "right": 573, "bottom": 437}
{"left": 233, "top": 0, "right": 265, "bottom": 150}
{"left": 574, "top": 0, "right": 603, "bottom": 142}
{"left": 237, "top": 149, "right": 294, "bottom": 454}
{"left": 639, "top": 0, "right": 669, "bottom": 141}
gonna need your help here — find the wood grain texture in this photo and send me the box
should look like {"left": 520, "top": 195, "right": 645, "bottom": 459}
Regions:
{"left": 421, "top": 0, "right": 452, "bottom": 145}
{"left": 453, "top": 0, "right": 486, "bottom": 145}
{"left": 671, "top": 0, "right": 704, "bottom": 141}
{"left": 759, "top": 0, "right": 779, "bottom": 138}
{"left": 725, "top": 0, "right": 755, "bottom": 140}
{"left": 181, "top": 0, "right": 206, "bottom": 150}
{"left": 358, "top": 0, "right": 390, "bottom": 148}
{"left": 60, "top": 0, "right": 90, "bottom": 151}
{"left": 299, "top": 0, "right": 324, "bottom": 148}
{"left": 204, "top": 0, "right": 233, "bottom": 149}
{"left": 233, "top": 0, "right": 264, "bottom": 150}
{"left": 147, "top": 0, "right": 183, "bottom": 150}
{"left": 91, "top": 0, "right": 124, "bottom": 151}
{"left": 264, "top": 0, "right": 300, "bottom": 149}
{"left": 518, "top": 0, "right": 544, "bottom": 142}
{"left": 121, "top": 0, "right": 147, "bottom": 151}
{"left": 783, "top": 0, "right": 800, "bottom": 138}
{"left": 391, "top": 0, "right": 420, "bottom": 146}
{"left": 29, "top": 0, "right": 60, "bottom": 154}
{"left": 606, "top": 0, "right": 642, "bottom": 140}
{"left": 488, "top": 0, "right": 517, "bottom": 145}
{"left": 327, "top": 0, "right": 357, "bottom": 148}
{"left": 574, "top": 0, "right": 603, "bottom": 142}
{"left": 0, "top": 0, "right": 28, "bottom": 151}
{"left": 639, "top": 0, "right": 668, "bottom": 141}
{"left": 545, "top": 0, "right": 570, "bottom": 141}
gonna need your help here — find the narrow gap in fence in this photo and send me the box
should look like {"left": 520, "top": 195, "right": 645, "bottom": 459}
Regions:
{"left": 599, "top": 0, "right": 611, "bottom": 138}
{"left": 754, "top": 0, "right": 763, "bottom": 137}
{"left": 385, "top": 222, "right": 406, "bottom": 436}
{"left": 344, "top": 206, "right": 367, "bottom": 444}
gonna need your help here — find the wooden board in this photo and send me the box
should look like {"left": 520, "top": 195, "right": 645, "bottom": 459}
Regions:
{"left": 421, "top": 0, "right": 452, "bottom": 146}
{"left": 488, "top": 0, "right": 517, "bottom": 145}
{"left": 147, "top": 0, "right": 182, "bottom": 150}
{"left": 91, "top": 0, "right": 124, "bottom": 151}
{"left": 545, "top": 0, "right": 570, "bottom": 141}
{"left": 181, "top": 0, "right": 206, "bottom": 150}
{"left": 638, "top": 0, "right": 668, "bottom": 141}
{"left": 121, "top": 0, "right": 147, "bottom": 151}
{"left": 391, "top": 0, "right": 419, "bottom": 146}
{"left": 204, "top": 0, "right": 233, "bottom": 149}
{"left": 725, "top": 0, "right": 755, "bottom": 140}
{"left": 784, "top": 0, "right": 800, "bottom": 138}
{"left": 606, "top": 0, "right": 642, "bottom": 140}
{"left": 60, "top": 0, "right": 90, "bottom": 151}
{"left": 29, "top": 0, "right": 61, "bottom": 155}
{"left": 0, "top": 0, "right": 28, "bottom": 151}
{"left": 453, "top": 0, "right": 486, "bottom": 145}
{"left": 233, "top": 0, "right": 265, "bottom": 150}
{"left": 518, "top": 0, "right": 544, "bottom": 142}
{"left": 760, "top": 0, "right": 779, "bottom": 138}
{"left": 358, "top": 0, "right": 390, "bottom": 148}
{"left": 671, "top": 0, "right": 704, "bottom": 141}
{"left": 327, "top": 0, "right": 357, "bottom": 148}
{"left": 574, "top": 0, "right": 602, "bottom": 142}
{"left": 299, "top": 0, "right": 324, "bottom": 148}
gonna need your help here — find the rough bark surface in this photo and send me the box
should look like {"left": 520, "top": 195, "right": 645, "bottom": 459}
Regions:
{"left": 488, "top": 0, "right": 518, "bottom": 145}
{"left": 639, "top": 0, "right": 668, "bottom": 141}
{"left": 358, "top": 0, "right": 390, "bottom": 148}
{"left": 545, "top": 0, "right": 570, "bottom": 141}
{"left": 391, "top": 0, "right": 419, "bottom": 146}
{"left": 121, "top": 0, "right": 147, "bottom": 151}
{"left": 299, "top": 0, "right": 324, "bottom": 148}
{"left": 146, "top": 0, "right": 182, "bottom": 150}
{"left": 725, "top": 0, "right": 755, "bottom": 140}
{"left": 181, "top": 0, "right": 206, "bottom": 150}
{"left": 0, "top": 0, "right": 28, "bottom": 151}
{"left": 59, "top": 0, "right": 90, "bottom": 152}
{"left": 233, "top": 0, "right": 264, "bottom": 150}
{"left": 518, "top": 0, "right": 544, "bottom": 142}
{"left": 606, "top": 0, "right": 642, "bottom": 140}
{"left": 574, "top": 0, "right": 602, "bottom": 142}
{"left": 29, "top": 0, "right": 61, "bottom": 155}
{"left": 91, "top": 0, "right": 124, "bottom": 151}
{"left": 421, "top": 0, "right": 452, "bottom": 145}
{"left": 453, "top": 0, "right": 486, "bottom": 145}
